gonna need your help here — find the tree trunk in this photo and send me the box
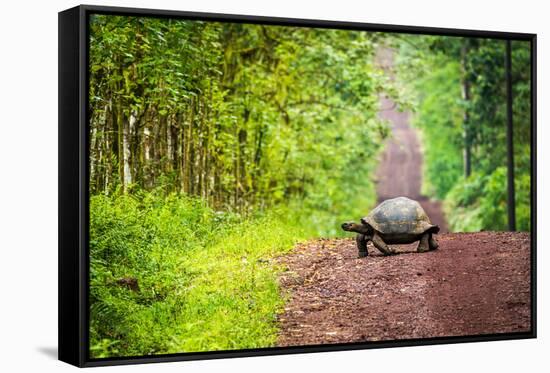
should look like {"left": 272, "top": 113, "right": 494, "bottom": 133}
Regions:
{"left": 122, "top": 111, "right": 135, "bottom": 191}
{"left": 115, "top": 107, "right": 125, "bottom": 191}
{"left": 104, "top": 102, "right": 112, "bottom": 195}
{"left": 461, "top": 45, "right": 472, "bottom": 178}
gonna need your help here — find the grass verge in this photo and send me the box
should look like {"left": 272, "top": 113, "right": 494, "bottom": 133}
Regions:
{"left": 89, "top": 192, "right": 306, "bottom": 358}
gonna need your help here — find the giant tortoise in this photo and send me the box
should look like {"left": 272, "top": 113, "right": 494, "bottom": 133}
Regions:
{"left": 341, "top": 196, "right": 440, "bottom": 257}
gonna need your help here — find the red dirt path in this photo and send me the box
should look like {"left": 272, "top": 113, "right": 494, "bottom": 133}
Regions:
{"left": 276, "top": 232, "right": 531, "bottom": 346}
{"left": 376, "top": 47, "right": 447, "bottom": 231}
{"left": 376, "top": 95, "right": 448, "bottom": 232}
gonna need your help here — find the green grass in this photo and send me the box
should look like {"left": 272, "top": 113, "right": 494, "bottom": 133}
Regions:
{"left": 89, "top": 192, "right": 310, "bottom": 358}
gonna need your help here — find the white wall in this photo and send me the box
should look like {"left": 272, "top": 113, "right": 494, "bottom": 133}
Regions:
{"left": 0, "top": 0, "right": 546, "bottom": 371}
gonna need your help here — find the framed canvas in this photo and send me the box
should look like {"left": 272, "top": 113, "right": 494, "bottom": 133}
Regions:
{"left": 58, "top": 4, "right": 536, "bottom": 367}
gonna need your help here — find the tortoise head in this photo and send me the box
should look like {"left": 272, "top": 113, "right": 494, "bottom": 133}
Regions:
{"left": 341, "top": 221, "right": 373, "bottom": 236}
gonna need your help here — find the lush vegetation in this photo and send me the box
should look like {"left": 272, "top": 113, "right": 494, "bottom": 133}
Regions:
{"left": 88, "top": 15, "right": 394, "bottom": 357}
{"left": 90, "top": 192, "right": 309, "bottom": 357}
{"left": 89, "top": 16, "right": 390, "bottom": 222}
{"left": 396, "top": 37, "right": 532, "bottom": 232}
{"left": 88, "top": 15, "right": 532, "bottom": 358}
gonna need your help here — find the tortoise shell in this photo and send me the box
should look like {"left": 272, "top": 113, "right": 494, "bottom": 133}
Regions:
{"left": 361, "top": 197, "right": 439, "bottom": 235}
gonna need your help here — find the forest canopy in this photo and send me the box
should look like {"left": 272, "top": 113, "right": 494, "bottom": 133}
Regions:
{"left": 395, "top": 35, "right": 531, "bottom": 231}
{"left": 89, "top": 15, "right": 393, "bottom": 229}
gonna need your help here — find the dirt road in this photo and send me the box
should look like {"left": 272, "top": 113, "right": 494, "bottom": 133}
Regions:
{"left": 275, "top": 50, "right": 530, "bottom": 347}
{"left": 376, "top": 47, "right": 447, "bottom": 231}
{"left": 276, "top": 232, "right": 531, "bottom": 346}
{"left": 376, "top": 95, "right": 448, "bottom": 232}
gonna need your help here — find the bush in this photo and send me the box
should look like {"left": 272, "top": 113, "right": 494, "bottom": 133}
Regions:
{"left": 444, "top": 168, "right": 530, "bottom": 232}
{"left": 89, "top": 192, "right": 306, "bottom": 357}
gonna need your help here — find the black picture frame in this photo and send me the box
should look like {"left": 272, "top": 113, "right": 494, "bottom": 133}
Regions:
{"left": 59, "top": 4, "right": 537, "bottom": 367}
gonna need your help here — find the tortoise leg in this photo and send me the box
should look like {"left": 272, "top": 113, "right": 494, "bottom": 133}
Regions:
{"left": 417, "top": 233, "right": 430, "bottom": 253}
{"left": 356, "top": 234, "right": 368, "bottom": 257}
{"left": 372, "top": 233, "right": 395, "bottom": 255}
{"left": 428, "top": 233, "right": 439, "bottom": 251}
